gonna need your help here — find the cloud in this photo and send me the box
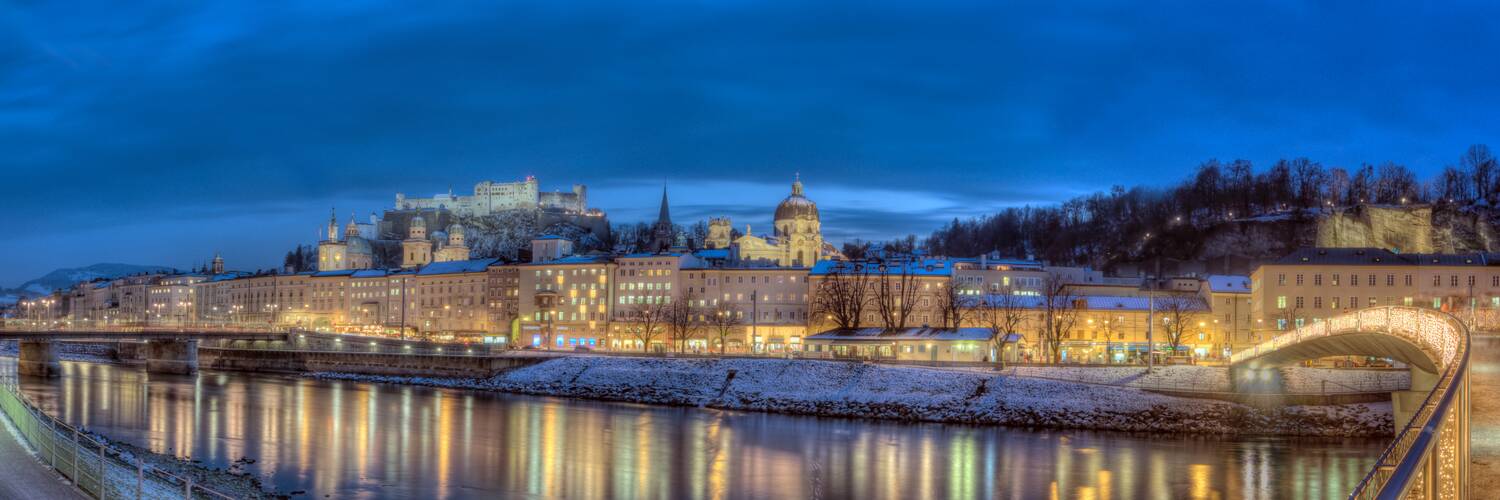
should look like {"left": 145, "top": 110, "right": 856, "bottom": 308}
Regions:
{"left": 4, "top": 1, "right": 1500, "bottom": 284}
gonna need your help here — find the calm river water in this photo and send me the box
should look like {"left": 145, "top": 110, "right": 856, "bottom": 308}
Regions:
{"left": 6, "top": 359, "right": 1386, "bottom": 499}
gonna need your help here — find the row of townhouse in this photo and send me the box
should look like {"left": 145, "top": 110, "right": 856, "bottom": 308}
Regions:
{"left": 13, "top": 238, "right": 1258, "bottom": 363}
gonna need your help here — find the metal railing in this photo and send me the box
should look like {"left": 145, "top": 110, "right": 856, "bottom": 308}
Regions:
{"left": 0, "top": 375, "right": 235, "bottom": 499}
{"left": 1349, "top": 323, "right": 1469, "bottom": 499}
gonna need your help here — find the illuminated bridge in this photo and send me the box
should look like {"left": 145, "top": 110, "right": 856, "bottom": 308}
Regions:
{"left": 1230, "top": 306, "right": 1470, "bottom": 499}
{"left": 1, "top": 327, "right": 292, "bottom": 377}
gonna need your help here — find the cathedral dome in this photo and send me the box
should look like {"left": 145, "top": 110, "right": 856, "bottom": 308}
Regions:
{"left": 774, "top": 177, "right": 819, "bottom": 221}
{"left": 346, "top": 235, "right": 372, "bottom": 255}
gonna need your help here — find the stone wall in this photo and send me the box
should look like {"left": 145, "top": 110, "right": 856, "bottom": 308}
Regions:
{"left": 199, "top": 348, "right": 549, "bottom": 378}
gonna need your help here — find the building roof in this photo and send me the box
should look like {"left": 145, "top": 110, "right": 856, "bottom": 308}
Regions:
{"left": 1205, "top": 275, "right": 1251, "bottom": 293}
{"left": 975, "top": 294, "right": 1210, "bottom": 312}
{"left": 417, "top": 258, "right": 500, "bottom": 275}
{"left": 312, "top": 270, "right": 358, "bottom": 278}
{"left": 1270, "top": 247, "right": 1500, "bottom": 267}
{"left": 693, "top": 249, "right": 730, "bottom": 260}
{"left": 810, "top": 258, "right": 955, "bottom": 276}
{"left": 351, "top": 269, "right": 389, "bottom": 279}
{"left": 806, "top": 327, "right": 996, "bottom": 342}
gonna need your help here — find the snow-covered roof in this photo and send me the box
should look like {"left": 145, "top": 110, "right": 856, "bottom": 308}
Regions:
{"left": 694, "top": 249, "right": 730, "bottom": 260}
{"left": 417, "top": 258, "right": 499, "bottom": 275}
{"left": 806, "top": 327, "right": 996, "bottom": 342}
{"left": 974, "top": 294, "right": 1210, "bottom": 312}
{"left": 351, "top": 269, "right": 389, "bottom": 279}
{"left": 1205, "top": 275, "right": 1250, "bottom": 293}
{"left": 312, "top": 270, "right": 357, "bottom": 278}
{"left": 525, "top": 255, "right": 612, "bottom": 266}
{"left": 810, "top": 258, "right": 956, "bottom": 276}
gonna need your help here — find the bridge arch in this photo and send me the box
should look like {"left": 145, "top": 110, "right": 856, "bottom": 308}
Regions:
{"left": 1230, "top": 306, "right": 1462, "bottom": 375}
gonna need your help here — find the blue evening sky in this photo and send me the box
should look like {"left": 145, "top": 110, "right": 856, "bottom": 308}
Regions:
{"left": 3, "top": 1, "right": 1499, "bottom": 285}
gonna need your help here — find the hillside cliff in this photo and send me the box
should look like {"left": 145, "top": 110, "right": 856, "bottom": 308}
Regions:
{"left": 1178, "top": 204, "right": 1500, "bottom": 275}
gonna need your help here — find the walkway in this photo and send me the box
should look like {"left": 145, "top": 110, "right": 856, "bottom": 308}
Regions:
{"left": 0, "top": 417, "right": 83, "bottom": 499}
{"left": 1470, "top": 334, "right": 1500, "bottom": 491}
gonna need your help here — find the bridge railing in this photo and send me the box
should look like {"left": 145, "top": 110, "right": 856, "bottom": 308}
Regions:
{"left": 1230, "top": 306, "right": 1464, "bottom": 369}
{"left": 0, "top": 375, "right": 236, "bottom": 499}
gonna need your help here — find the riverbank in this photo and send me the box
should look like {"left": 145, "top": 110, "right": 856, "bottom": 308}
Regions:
{"left": 313, "top": 356, "right": 1394, "bottom": 437}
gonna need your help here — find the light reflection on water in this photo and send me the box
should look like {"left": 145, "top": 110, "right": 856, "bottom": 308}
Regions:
{"left": 6, "top": 359, "right": 1385, "bottom": 499}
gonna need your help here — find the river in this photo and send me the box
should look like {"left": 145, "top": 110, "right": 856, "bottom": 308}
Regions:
{"left": 6, "top": 359, "right": 1386, "bottom": 499}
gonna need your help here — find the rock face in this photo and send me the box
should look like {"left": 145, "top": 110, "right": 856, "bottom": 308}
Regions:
{"left": 1317, "top": 205, "right": 1435, "bottom": 253}
{"left": 1180, "top": 204, "right": 1500, "bottom": 275}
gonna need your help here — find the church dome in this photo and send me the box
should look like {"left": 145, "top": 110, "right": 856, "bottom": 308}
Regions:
{"left": 774, "top": 177, "right": 819, "bottom": 221}
{"left": 346, "top": 235, "right": 372, "bottom": 255}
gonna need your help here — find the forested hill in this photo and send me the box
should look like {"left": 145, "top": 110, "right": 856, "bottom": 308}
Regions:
{"left": 924, "top": 145, "right": 1500, "bottom": 275}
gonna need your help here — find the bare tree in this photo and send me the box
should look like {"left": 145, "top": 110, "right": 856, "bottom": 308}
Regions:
{"left": 624, "top": 299, "right": 671, "bottom": 353}
{"left": 936, "top": 281, "right": 976, "bottom": 329}
{"left": 666, "top": 289, "right": 701, "bottom": 353}
{"left": 1155, "top": 293, "right": 1208, "bottom": 355}
{"left": 976, "top": 287, "right": 1030, "bottom": 369}
{"left": 1036, "top": 272, "right": 1079, "bottom": 363}
{"left": 874, "top": 258, "right": 919, "bottom": 330}
{"left": 705, "top": 300, "right": 743, "bottom": 355}
{"left": 811, "top": 261, "right": 871, "bottom": 330}
{"left": 1462, "top": 144, "right": 1498, "bottom": 206}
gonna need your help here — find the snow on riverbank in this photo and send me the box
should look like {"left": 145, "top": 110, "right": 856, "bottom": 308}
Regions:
{"left": 997, "top": 365, "right": 1410, "bottom": 393}
{"left": 314, "top": 357, "right": 1393, "bottom": 437}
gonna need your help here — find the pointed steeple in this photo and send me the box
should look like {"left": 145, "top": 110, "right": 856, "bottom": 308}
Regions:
{"left": 657, "top": 185, "right": 671, "bottom": 225}
{"left": 651, "top": 185, "right": 674, "bottom": 252}
{"left": 327, "top": 207, "right": 339, "bottom": 242}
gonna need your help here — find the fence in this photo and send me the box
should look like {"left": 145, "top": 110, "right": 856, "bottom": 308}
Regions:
{"left": 0, "top": 375, "right": 235, "bottom": 499}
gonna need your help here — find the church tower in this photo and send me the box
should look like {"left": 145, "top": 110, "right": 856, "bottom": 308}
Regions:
{"left": 434, "top": 223, "right": 471, "bottom": 262}
{"left": 773, "top": 175, "right": 822, "bottom": 267}
{"left": 706, "top": 218, "right": 732, "bottom": 249}
{"left": 650, "top": 186, "right": 674, "bottom": 252}
{"left": 402, "top": 215, "right": 433, "bottom": 268}
{"left": 211, "top": 252, "right": 224, "bottom": 274}
{"left": 318, "top": 207, "right": 350, "bottom": 271}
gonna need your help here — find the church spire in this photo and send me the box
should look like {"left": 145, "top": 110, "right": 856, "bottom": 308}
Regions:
{"left": 651, "top": 185, "right": 674, "bottom": 252}
{"left": 657, "top": 185, "right": 671, "bottom": 225}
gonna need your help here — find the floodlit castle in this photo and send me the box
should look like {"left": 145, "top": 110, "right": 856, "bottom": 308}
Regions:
{"left": 394, "top": 176, "right": 589, "bottom": 216}
{"left": 706, "top": 176, "right": 827, "bottom": 267}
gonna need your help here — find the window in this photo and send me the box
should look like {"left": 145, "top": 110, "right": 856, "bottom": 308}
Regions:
{"left": 1332, "top": 274, "right": 1340, "bottom": 286}
{"left": 1276, "top": 318, "right": 1287, "bottom": 330}
{"left": 1433, "top": 297, "right": 1443, "bottom": 308}
{"left": 1278, "top": 274, "right": 1286, "bottom": 286}
{"left": 1434, "top": 276, "right": 1442, "bottom": 286}
{"left": 1295, "top": 274, "right": 1304, "bottom": 286}
{"left": 1313, "top": 297, "right": 1322, "bottom": 309}
{"left": 1276, "top": 295, "right": 1287, "bottom": 309}
{"left": 1314, "top": 274, "right": 1323, "bottom": 286}
{"left": 1406, "top": 275, "right": 1413, "bottom": 286}
{"left": 1405, "top": 297, "right": 1414, "bottom": 306}
{"left": 1470, "top": 276, "right": 1477, "bottom": 287}
{"left": 1331, "top": 297, "right": 1340, "bottom": 309}
{"left": 1295, "top": 296, "right": 1304, "bottom": 309}
{"left": 1387, "top": 275, "right": 1395, "bottom": 286}
{"left": 1351, "top": 275, "right": 1360, "bottom": 286}
{"left": 1452, "top": 275, "right": 1460, "bottom": 287}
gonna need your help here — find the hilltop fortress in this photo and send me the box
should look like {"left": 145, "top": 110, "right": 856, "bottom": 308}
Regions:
{"left": 395, "top": 176, "right": 592, "bottom": 216}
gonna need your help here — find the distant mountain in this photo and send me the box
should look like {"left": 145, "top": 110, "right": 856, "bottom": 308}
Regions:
{"left": 5, "top": 263, "right": 178, "bottom": 297}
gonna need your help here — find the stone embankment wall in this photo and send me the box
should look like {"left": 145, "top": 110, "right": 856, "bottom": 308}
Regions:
{"left": 198, "top": 348, "right": 548, "bottom": 378}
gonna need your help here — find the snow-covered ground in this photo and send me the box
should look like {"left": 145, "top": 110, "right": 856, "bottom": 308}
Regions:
{"left": 314, "top": 357, "right": 1393, "bottom": 437}
{"left": 988, "top": 365, "right": 1410, "bottom": 394}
